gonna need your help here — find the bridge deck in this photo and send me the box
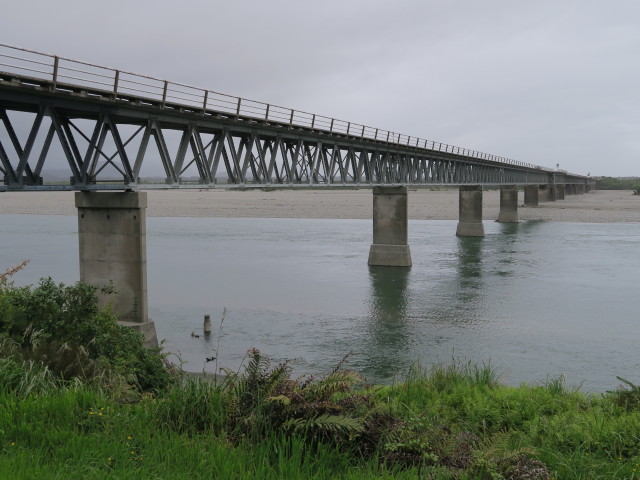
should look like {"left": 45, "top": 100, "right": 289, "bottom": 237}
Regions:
{"left": 0, "top": 43, "right": 589, "bottom": 191}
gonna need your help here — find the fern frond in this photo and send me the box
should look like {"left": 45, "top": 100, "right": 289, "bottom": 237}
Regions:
{"left": 287, "top": 413, "right": 364, "bottom": 435}
{"left": 305, "top": 370, "right": 365, "bottom": 401}
{"left": 268, "top": 395, "right": 292, "bottom": 406}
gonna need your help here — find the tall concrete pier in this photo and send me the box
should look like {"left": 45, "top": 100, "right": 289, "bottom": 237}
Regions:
{"left": 524, "top": 185, "right": 539, "bottom": 206}
{"left": 548, "top": 184, "right": 556, "bottom": 201}
{"left": 368, "top": 186, "right": 412, "bottom": 267}
{"left": 456, "top": 186, "right": 485, "bottom": 237}
{"left": 497, "top": 185, "right": 519, "bottom": 223}
{"left": 75, "top": 192, "right": 158, "bottom": 347}
{"left": 538, "top": 184, "right": 551, "bottom": 202}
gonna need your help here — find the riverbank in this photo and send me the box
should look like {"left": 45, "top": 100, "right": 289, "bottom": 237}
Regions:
{"left": 0, "top": 189, "right": 638, "bottom": 222}
{"left": 0, "top": 348, "right": 640, "bottom": 480}
{"left": 3, "top": 350, "right": 640, "bottom": 479}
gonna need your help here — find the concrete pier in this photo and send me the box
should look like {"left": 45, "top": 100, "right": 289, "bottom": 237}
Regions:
{"left": 456, "top": 185, "right": 485, "bottom": 237}
{"left": 538, "top": 185, "right": 548, "bottom": 202}
{"left": 75, "top": 191, "right": 158, "bottom": 347}
{"left": 539, "top": 184, "right": 555, "bottom": 202}
{"left": 556, "top": 184, "right": 565, "bottom": 200}
{"left": 368, "top": 186, "right": 411, "bottom": 267}
{"left": 524, "top": 185, "right": 539, "bottom": 206}
{"left": 497, "top": 185, "right": 519, "bottom": 223}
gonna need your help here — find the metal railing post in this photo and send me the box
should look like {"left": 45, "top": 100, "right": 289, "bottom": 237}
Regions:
{"left": 52, "top": 56, "right": 59, "bottom": 89}
{"left": 329, "top": 118, "right": 334, "bottom": 132}
{"left": 113, "top": 70, "right": 120, "bottom": 97}
{"left": 236, "top": 98, "right": 242, "bottom": 117}
{"left": 162, "top": 81, "right": 168, "bottom": 107}
{"left": 265, "top": 104, "right": 270, "bottom": 120}
{"left": 311, "top": 114, "right": 316, "bottom": 129}
{"left": 202, "top": 90, "right": 208, "bottom": 114}
{"left": 289, "top": 109, "right": 294, "bottom": 125}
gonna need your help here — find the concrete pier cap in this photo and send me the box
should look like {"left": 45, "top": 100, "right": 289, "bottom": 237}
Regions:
{"left": 75, "top": 191, "right": 158, "bottom": 347}
{"left": 456, "top": 185, "right": 485, "bottom": 237}
{"left": 368, "top": 186, "right": 412, "bottom": 267}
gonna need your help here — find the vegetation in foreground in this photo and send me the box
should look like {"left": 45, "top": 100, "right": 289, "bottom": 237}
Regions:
{"left": 2, "top": 262, "right": 640, "bottom": 479}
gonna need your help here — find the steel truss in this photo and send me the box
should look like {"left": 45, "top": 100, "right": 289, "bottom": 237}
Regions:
{"left": 0, "top": 78, "right": 586, "bottom": 191}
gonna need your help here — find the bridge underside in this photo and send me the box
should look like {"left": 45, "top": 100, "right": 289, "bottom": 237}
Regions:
{"left": 0, "top": 81, "right": 583, "bottom": 192}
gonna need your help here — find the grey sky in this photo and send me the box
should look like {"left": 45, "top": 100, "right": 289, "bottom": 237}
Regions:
{"left": 2, "top": 0, "right": 639, "bottom": 176}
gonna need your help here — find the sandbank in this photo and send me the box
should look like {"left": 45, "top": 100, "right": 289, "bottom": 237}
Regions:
{"left": 0, "top": 189, "right": 638, "bottom": 223}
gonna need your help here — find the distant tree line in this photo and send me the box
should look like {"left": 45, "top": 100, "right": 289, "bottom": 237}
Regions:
{"left": 595, "top": 176, "right": 640, "bottom": 192}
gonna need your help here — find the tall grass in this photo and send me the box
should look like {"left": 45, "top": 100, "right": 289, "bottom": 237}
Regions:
{"left": 4, "top": 355, "right": 640, "bottom": 478}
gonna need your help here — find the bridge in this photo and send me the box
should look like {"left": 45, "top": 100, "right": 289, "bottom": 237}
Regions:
{"left": 0, "top": 44, "right": 594, "bottom": 345}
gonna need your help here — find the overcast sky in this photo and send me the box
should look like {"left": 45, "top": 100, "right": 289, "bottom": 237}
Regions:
{"left": 2, "top": 0, "right": 639, "bottom": 176}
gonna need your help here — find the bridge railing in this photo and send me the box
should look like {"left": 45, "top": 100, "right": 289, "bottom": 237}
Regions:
{"left": 0, "top": 43, "right": 548, "bottom": 172}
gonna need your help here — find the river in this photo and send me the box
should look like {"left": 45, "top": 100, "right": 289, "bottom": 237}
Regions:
{"left": 1, "top": 214, "right": 638, "bottom": 392}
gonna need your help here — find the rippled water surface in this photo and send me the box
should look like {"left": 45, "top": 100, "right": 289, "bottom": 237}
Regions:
{"left": 2, "top": 214, "right": 638, "bottom": 391}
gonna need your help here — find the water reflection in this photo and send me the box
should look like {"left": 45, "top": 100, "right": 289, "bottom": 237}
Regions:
{"left": 457, "top": 236, "right": 483, "bottom": 280}
{"left": 494, "top": 220, "right": 544, "bottom": 274}
{"left": 368, "top": 266, "right": 411, "bottom": 316}
{"left": 361, "top": 266, "right": 411, "bottom": 379}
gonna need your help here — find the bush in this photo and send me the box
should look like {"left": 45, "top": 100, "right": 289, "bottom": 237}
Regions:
{"left": 0, "top": 277, "right": 174, "bottom": 392}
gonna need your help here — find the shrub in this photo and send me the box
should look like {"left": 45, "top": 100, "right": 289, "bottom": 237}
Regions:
{"left": 0, "top": 277, "right": 174, "bottom": 392}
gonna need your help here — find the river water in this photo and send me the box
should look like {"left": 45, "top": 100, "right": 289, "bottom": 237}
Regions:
{"left": 1, "top": 214, "right": 638, "bottom": 392}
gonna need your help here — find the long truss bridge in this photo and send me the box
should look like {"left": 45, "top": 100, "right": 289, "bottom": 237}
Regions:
{"left": 0, "top": 43, "right": 595, "bottom": 347}
{"left": 0, "top": 43, "right": 590, "bottom": 191}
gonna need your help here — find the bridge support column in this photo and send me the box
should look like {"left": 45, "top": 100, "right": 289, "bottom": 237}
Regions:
{"left": 497, "top": 185, "right": 519, "bottom": 222}
{"left": 538, "top": 185, "right": 548, "bottom": 202}
{"left": 556, "top": 184, "right": 565, "bottom": 200}
{"left": 75, "top": 192, "right": 158, "bottom": 347}
{"left": 456, "top": 185, "right": 485, "bottom": 237}
{"left": 524, "top": 185, "right": 539, "bottom": 206}
{"left": 368, "top": 186, "right": 411, "bottom": 267}
{"left": 539, "top": 184, "right": 556, "bottom": 202}
{"left": 578, "top": 184, "right": 585, "bottom": 194}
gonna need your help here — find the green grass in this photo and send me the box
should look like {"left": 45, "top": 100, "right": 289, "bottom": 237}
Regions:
{"left": 3, "top": 361, "right": 640, "bottom": 479}
{"left": 0, "top": 387, "right": 413, "bottom": 479}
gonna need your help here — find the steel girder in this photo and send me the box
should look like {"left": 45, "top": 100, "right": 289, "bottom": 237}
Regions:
{"left": 1, "top": 87, "right": 563, "bottom": 191}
